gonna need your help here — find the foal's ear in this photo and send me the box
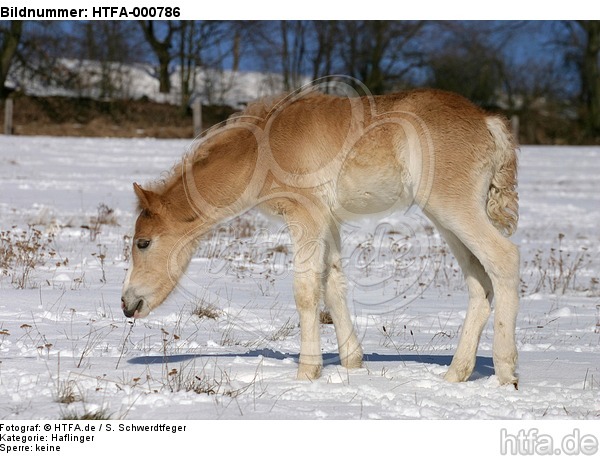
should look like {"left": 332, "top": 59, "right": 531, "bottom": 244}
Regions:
{"left": 133, "top": 183, "right": 163, "bottom": 214}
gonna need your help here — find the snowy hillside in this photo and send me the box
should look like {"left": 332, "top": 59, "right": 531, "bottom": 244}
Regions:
{"left": 8, "top": 59, "right": 296, "bottom": 108}
{"left": 0, "top": 136, "right": 598, "bottom": 419}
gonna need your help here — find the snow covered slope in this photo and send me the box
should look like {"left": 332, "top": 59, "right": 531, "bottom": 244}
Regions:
{"left": 8, "top": 60, "right": 294, "bottom": 108}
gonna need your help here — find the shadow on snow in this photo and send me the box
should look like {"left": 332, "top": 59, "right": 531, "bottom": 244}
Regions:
{"left": 128, "top": 349, "right": 495, "bottom": 381}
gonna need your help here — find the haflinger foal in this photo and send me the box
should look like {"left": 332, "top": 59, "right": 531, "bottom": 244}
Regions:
{"left": 121, "top": 88, "right": 519, "bottom": 388}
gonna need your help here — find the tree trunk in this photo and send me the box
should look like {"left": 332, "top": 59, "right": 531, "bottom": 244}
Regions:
{"left": 280, "top": 21, "right": 290, "bottom": 91}
{"left": 579, "top": 21, "right": 600, "bottom": 136}
{"left": 232, "top": 28, "right": 240, "bottom": 73}
{"left": 157, "top": 51, "right": 171, "bottom": 94}
{"left": 139, "top": 21, "right": 175, "bottom": 94}
{"left": 0, "top": 21, "right": 23, "bottom": 99}
{"left": 179, "top": 21, "right": 191, "bottom": 114}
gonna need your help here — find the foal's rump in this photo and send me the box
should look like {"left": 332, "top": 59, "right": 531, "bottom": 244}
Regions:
{"left": 380, "top": 89, "right": 518, "bottom": 235}
{"left": 305, "top": 89, "right": 517, "bottom": 229}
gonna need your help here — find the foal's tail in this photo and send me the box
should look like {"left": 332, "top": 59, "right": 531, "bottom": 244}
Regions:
{"left": 485, "top": 116, "right": 519, "bottom": 237}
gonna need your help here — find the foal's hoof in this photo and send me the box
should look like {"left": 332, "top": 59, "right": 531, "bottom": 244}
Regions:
{"left": 296, "top": 364, "right": 322, "bottom": 381}
{"left": 444, "top": 364, "right": 472, "bottom": 383}
{"left": 498, "top": 374, "right": 519, "bottom": 390}
{"left": 495, "top": 362, "right": 518, "bottom": 389}
{"left": 340, "top": 350, "right": 364, "bottom": 369}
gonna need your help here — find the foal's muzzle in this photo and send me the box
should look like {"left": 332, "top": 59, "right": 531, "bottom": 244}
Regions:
{"left": 121, "top": 295, "right": 145, "bottom": 318}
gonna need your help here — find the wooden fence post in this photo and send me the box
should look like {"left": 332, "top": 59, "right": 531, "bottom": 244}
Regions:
{"left": 193, "top": 99, "right": 202, "bottom": 137}
{"left": 4, "top": 99, "right": 13, "bottom": 135}
{"left": 510, "top": 114, "right": 519, "bottom": 143}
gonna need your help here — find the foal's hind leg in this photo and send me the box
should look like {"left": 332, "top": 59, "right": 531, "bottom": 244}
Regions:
{"left": 323, "top": 226, "right": 363, "bottom": 369}
{"left": 431, "top": 222, "right": 493, "bottom": 382}
{"left": 442, "top": 212, "right": 520, "bottom": 387}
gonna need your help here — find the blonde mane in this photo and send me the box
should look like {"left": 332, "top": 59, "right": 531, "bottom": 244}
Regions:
{"left": 144, "top": 91, "right": 326, "bottom": 202}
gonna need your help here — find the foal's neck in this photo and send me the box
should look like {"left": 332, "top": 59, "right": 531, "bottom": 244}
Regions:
{"left": 165, "top": 129, "right": 259, "bottom": 227}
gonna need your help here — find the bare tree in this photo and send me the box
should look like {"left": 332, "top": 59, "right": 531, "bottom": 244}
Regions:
{"left": 310, "top": 21, "right": 339, "bottom": 84}
{"left": 0, "top": 21, "right": 23, "bottom": 99}
{"left": 4, "top": 21, "right": 80, "bottom": 97}
{"left": 177, "top": 21, "right": 232, "bottom": 110}
{"left": 428, "top": 45, "right": 505, "bottom": 108}
{"left": 75, "top": 21, "right": 140, "bottom": 98}
{"left": 244, "top": 21, "right": 310, "bottom": 92}
{"left": 425, "top": 22, "right": 517, "bottom": 109}
{"left": 338, "top": 21, "right": 424, "bottom": 94}
{"left": 139, "top": 21, "right": 179, "bottom": 94}
{"left": 550, "top": 21, "right": 600, "bottom": 139}
{"left": 246, "top": 21, "right": 425, "bottom": 94}
{"left": 280, "top": 20, "right": 308, "bottom": 90}
{"left": 177, "top": 21, "right": 200, "bottom": 110}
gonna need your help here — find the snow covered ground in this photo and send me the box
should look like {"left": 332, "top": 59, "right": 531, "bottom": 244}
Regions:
{"left": 0, "top": 136, "right": 598, "bottom": 420}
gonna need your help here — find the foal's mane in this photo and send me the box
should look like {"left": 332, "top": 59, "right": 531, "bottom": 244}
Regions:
{"left": 144, "top": 91, "right": 327, "bottom": 202}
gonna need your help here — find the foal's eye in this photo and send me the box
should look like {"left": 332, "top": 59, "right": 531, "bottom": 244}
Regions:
{"left": 136, "top": 239, "right": 151, "bottom": 250}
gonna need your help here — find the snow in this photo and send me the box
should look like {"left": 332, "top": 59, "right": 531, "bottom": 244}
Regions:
{"left": 0, "top": 136, "right": 599, "bottom": 420}
{"left": 8, "top": 59, "right": 299, "bottom": 108}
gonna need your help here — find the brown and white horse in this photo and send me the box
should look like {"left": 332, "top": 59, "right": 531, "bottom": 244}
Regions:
{"left": 121, "top": 87, "right": 519, "bottom": 387}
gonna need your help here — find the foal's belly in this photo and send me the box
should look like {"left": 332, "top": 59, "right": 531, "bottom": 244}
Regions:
{"left": 334, "top": 145, "right": 410, "bottom": 218}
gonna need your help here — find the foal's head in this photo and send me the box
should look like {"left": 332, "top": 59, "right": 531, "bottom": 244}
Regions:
{"left": 121, "top": 183, "right": 201, "bottom": 318}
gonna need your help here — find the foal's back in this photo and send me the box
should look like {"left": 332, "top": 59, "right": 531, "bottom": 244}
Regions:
{"left": 258, "top": 89, "right": 496, "bottom": 218}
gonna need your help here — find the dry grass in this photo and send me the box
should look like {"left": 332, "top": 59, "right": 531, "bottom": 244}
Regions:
{"left": 267, "top": 318, "right": 297, "bottom": 341}
{"left": 192, "top": 301, "right": 222, "bottom": 320}
{"left": 54, "top": 380, "right": 83, "bottom": 405}
{"left": 163, "top": 363, "right": 249, "bottom": 398}
{"left": 0, "top": 225, "right": 68, "bottom": 288}
{"left": 5, "top": 94, "right": 236, "bottom": 138}
{"left": 85, "top": 203, "right": 118, "bottom": 242}
{"left": 522, "top": 233, "right": 592, "bottom": 295}
{"left": 60, "top": 409, "right": 112, "bottom": 420}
